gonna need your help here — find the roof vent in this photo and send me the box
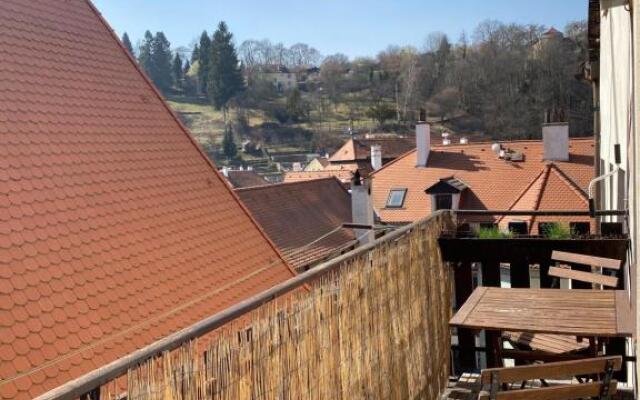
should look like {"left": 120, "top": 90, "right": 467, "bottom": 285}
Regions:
{"left": 459, "top": 137, "right": 469, "bottom": 145}
{"left": 442, "top": 138, "right": 451, "bottom": 146}
{"left": 491, "top": 143, "right": 501, "bottom": 154}
{"left": 442, "top": 132, "right": 450, "bottom": 138}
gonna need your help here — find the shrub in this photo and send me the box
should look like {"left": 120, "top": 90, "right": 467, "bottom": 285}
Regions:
{"left": 477, "top": 227, "right": 514, "bottom": 239}
{"left": 540, "top": 223, "right": 572, "bottom": 239}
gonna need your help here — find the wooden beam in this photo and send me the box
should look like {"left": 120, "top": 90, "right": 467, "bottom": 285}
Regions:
{"left": 551, "top": 250, "right": 621, "bottom": 270}
{"left": 548, "top": 266, "right": 618, "bottom": 287}
{"left": 480, "top": 356, "right": 622, "bottom": 384}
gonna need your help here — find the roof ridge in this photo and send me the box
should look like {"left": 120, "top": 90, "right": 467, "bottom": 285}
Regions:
{"left": 528, "top": 164, "right": 553, "bottom": 229}
{"left": 83, "top": 0, "right": 297, "bottom": 276}
{"left": 547, "top": 163, "right": 589, "bottom": 202}
{"left": 496, "top": 166, "right": 548, "bottom": 224}
{"left": 236, "top": 176, "right": 342, "bottom": 192}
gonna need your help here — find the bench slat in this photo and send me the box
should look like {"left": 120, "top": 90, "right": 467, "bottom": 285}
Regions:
{"left": 480, "top": 356, "right": 622, "bottom": 384}
{"left": 548, "top": 266, "right": 619, "bottom": 287}
{"left": 479, "top": 381, "right": 617, "bottom": 400}
{"left": 551, "top": 250, "right": 621, "bottom": 270}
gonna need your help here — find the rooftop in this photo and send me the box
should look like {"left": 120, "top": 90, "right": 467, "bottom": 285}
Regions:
{"left": 236, "top": 178, "right": 355, "bottom": 270}
{"left": 0, "top": 1, "right": 295, "bottom": 398}
{"left": 370, "top": 138, "right": 595, "bottom": 223}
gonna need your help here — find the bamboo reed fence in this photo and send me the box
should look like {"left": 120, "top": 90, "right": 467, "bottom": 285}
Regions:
{"left": 108, "top": 213, "right": 453, "bottom": 400}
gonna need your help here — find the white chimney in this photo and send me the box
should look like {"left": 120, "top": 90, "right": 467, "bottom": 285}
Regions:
{"left": 370, "top": 144, "right": 382, "bottom": 171}
{"left": 542, "top": 122, "right": 569, "bottom": 161}
{"left": 351, "top": 177, "right": 374, "bottom": 245}
{"left": 221, "top": 166, "right": 229, "bottom": 177}
{"left": 442, "top": 138, "right": 451, "bottom": 146}
{"left": 460, "top": 137, "right": 469, "bottom": 145}
{"left": 416, "top": 122, "right": 430, "bottom": 167}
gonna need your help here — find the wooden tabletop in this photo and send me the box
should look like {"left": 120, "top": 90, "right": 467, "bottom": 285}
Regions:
{"left": 450, "top": 287, "right": 633, "bottom": 337}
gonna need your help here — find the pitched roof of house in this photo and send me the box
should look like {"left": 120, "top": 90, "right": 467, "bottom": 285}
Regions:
{"left": 236, "top": 178, "right": 355, "bottom": 270}
{"left": 328, "top": 136, "right": 415, "bottom": 162}
{"left": 370, "top": 138, "right": 594, "bottom": 224}
{"left": 225, "top": 170, "right": 269, "bottom": 188}
{"left": 0, "top": 1, "right": 295, "bottom": 398}
{"left": 284, "top": 168, "right": 356, "bottom": 186}
{"left": 498, "top": 164, "right": 592, "bottom": 232}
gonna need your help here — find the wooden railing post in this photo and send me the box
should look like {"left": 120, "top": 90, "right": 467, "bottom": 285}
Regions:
{"left": 454, "top": 261, "right": 476, "bottom": 371}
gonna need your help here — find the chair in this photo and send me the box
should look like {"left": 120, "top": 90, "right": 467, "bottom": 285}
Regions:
{"left": 548, "top": 251, "right": 622, "bottom": 289}
{"left": 478, "top": 356, "right": 622, "bottom": 400}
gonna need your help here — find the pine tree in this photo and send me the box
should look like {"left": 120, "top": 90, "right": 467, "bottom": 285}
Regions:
{"left": 172, "top": 53, "right": 183, "bottom": 88}
{"left": 183, "top": 59, "right": 191, "bottom": 75}
{"left": 198, "top": 31, "right": 211, "bottom": 94}
{"left": 191, "top": 44, "right": 200, "bottom": 63}
{"left": 121, "top": 32, "right": 134, "bottom": 56}
{"left": 222, "top": 125, "right": 237, "bottom": 159}
{"left": 138, "top": 30, "right": 154, "bottom": 75}
{"left": 208, "top": 22, "right": 244, "bottom": 115}
{"left": 149, "top": 32, "right": 173, "bottom": 92}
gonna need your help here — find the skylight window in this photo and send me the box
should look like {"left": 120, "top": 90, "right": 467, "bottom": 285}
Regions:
{"left": 386, "top": 189, "right": 407, "bottom": 208}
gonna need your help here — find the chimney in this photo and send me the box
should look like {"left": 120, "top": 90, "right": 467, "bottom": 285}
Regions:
{"left": 351, "top": 176, "right": 374, "bottom": 245}
{"left": 542, "top": 108, "right": 569, "bottom": 161}
{"left": 416, "top": 122, "right": 431, "bottom": 167}
{"left": 370, "top": 144, "right": 382, "bottom": 171}
{"left": 221, "top": 166, "right": 229, "bottom": 177}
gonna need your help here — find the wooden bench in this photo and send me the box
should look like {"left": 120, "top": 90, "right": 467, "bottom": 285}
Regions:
{"left": 478, "top": 356, "right": 622, "bottom": 399}
{"left": 549, "top": 251, "right": 622, "bottom": 289}
{"left": 502, "top": 332, "right": 590, "bottom": 361}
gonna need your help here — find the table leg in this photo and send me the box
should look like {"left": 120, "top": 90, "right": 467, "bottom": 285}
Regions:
{"left": 486, "top": 330, "right": 503, "bottom": 368}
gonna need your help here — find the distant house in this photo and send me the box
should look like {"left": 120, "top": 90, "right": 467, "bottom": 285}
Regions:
{"left": 222, "top": 167, "right": 270, "bottom": 188}
{"left": 258, "top": 65, "right": 298, "bottom": 91}
{"left": 370, "top": 122, "right": 595, "bottom": 233}
{"left": 304, "top": 157, "right": 330, "bottom": 171}
{"left": 0, "top": 2, "right": 296, "bottom": 399}
{"left": 284, "top": 168, "right": 355, "bottom": 188}
{"left": 328, "top": 135, "right": 416, "bottom": 176}
{"left": 236, "top": 178, "right": 357, "bottom": 271}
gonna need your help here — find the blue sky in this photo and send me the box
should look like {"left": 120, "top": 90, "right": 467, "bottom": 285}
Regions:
{"left": 93, "top": 0, "right": 587, "bottom": 58}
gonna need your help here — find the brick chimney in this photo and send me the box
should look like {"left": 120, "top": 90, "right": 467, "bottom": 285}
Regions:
{"left": 351, "top": 175, "right": 374, "bottom": 245}
{"left": 542, "top": 108, "right": 569, "bottom": 161}
{"left": 370, "top": 144, "right": 382, "bottom": 171}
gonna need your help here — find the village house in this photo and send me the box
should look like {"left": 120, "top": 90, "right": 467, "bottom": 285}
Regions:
{"left": 370, "top": 121, "right": 595, "bottom": 234}
{"left": 0, "top": 1, "right": 297, "bottom": 399}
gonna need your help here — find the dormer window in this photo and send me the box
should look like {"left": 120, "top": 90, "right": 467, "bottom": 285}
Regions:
{"left": 386, "top": 188, "right": 407, "bottom": 208}
{"left": 425, "top": 177, "right": 469, "bottom": 213}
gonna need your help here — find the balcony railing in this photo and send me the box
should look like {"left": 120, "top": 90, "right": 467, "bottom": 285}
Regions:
{"left": 36, "top": 212, "right": 456, "bottom": 400}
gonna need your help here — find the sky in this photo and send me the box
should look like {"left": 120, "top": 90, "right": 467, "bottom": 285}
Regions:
{"left": 92, "top": 0, "right": 588, "bottom": 59}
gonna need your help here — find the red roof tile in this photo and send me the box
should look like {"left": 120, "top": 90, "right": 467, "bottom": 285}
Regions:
{"left": 236, "top": 178, "right": 355, "bottom": 270}
{"left": 284, "top": 168, "right": 355, "bottom": 186}
{"left": 225, "top": 170, "right": 269, "bottom": 188}
{"left": 328, "top": 136, "right": 415, "bottom": 163}
{"left": 0, "top": 1, "right": 295, "bottom": 398}
{"left": 371, "top": 138, "right": 594, "bottom": 223}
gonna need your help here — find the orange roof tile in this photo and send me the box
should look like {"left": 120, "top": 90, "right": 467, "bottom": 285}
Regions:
{"left": 0, "top": 1, "right": 295, "bottom": 398}
{"left": 284, "top": 169, "right": 355, "bottom": 186}
{"left": 371, "top": 139, "right": 594, "bottom": 224}
{"left": 236, "top": 178, "right": 355, "bottom": 270}
{"left": 328, "top": 136, "right": 415, "bottom": 162}
{"left": 225, "top": 170, "right": 269, "bottom": 188}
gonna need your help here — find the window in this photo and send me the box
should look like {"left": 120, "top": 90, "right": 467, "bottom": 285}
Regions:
{"left": 386, "top": 189, "right": 407, "bottom": 208}
{"left": 434, "top": 194, "right": 452, "bottom": 210}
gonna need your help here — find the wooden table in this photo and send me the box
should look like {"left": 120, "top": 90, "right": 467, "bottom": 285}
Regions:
{"left": 450, "top": 287, "right": 633, "bottom": 338}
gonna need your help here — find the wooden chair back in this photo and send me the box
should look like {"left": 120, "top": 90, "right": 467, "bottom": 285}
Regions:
{"left": 478, "top": 356, "right": 622, "bottom": 400}
{"left": 549, "top": 251, "right": 622, "bottom": 288}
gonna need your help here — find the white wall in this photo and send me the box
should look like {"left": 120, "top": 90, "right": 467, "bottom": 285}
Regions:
{"left": 599, "top": 0, "right": 632, "bottom": 218}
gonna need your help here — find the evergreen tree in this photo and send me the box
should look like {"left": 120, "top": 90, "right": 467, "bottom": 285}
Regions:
{"left": 198, "top": 31, "right": 211, "bottom": 94}
{"left": 183, "top": 59, "right": 191, "bottom": 75}
{"left": 172, "top": 53, "right": 183, "bottom": 88}
{"left": 222, "top": 125, "right": 237, "bottom": 159}
{"left": 138, "top": 30, "right": 154, "bottom": 75}
{"left": 149, "top": 32, "right": 173, "bottom": 92}
{"left": 208, "top": 22, "right": 244, "bottom": 114}
{"left": 191, "top": 44, "right": 200, "bottom": 63}
{"left": 121, "top": 32, "right": 134, "bottom": 56}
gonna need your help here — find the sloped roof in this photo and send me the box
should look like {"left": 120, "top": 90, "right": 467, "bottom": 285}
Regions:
{"left": 236, "top": 178, "right": 355, "bottom": 270}
{"left": 0, "top": 1, "right": 295, "bottom": 399}
{"left": 328, "top": 137, "right": 415, "bottom": 162}
{"left": 226, "top": 170, "right": 269, "bottom": 188}
{"left": 498, "top": 164, "right": 592, "bottom": 232}
{"left": 284, "top": 169, "right": 355, "bottom": 186}
{"left": 371, "top": 138, "right": 594, "bottom": 223}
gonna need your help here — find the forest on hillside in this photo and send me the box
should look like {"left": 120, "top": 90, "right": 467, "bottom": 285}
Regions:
{"left": 123, "top": 19, "right": 592, "bottom": 158}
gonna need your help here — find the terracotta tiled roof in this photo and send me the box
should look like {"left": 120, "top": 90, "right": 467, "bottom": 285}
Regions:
{"left": 284, "top": 169, "right": 355, "bottom": 186}
{"left": 371, "top": 138, "right": 594, "bottom": 224}
{"left": 498, "top": 164, "right": 592, "bottom": 232}
{"left": 225, "top": 170, "right": 269, "bottom": 188}
{"left": 236, "top": 178, "right": 355, "bottom": 270}
{"left": 328, "top": 137, "right": 415, "bottom": 162}
{"left": 0, "top": 1, "right": 295, "bottom": 399}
